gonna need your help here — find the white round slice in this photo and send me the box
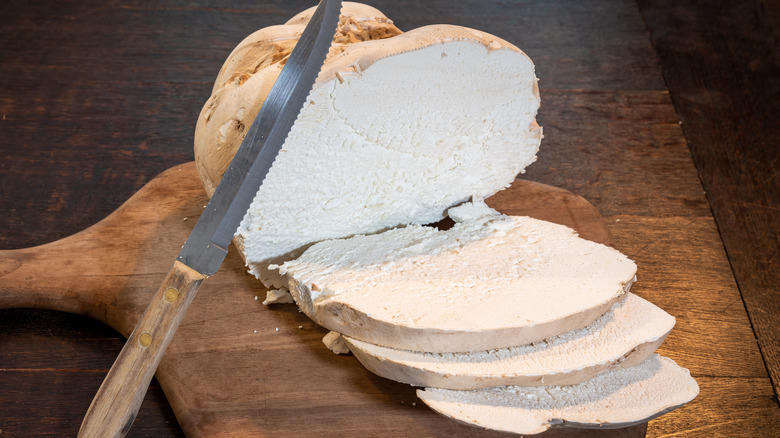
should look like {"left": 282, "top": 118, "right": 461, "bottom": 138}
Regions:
{"left": 194, "top": 3, "right": 542, "bottom": 289}
{"left": 417, "top": 355, "right": 699, "bottom": 435}
{"left": 275, "top": 207, "right": 637, "bottom": 352}
{"left": 344, "top": 293, "right": 674, "bottom": 389}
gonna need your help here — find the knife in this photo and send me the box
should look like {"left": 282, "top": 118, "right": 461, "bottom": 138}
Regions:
{"left": 78, "top": 1, "right": 342, "bottom": 436}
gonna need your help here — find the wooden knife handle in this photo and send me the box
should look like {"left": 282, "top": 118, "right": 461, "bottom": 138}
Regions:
{"left": 78, "top": 260, "right": 206, "bottom": 438}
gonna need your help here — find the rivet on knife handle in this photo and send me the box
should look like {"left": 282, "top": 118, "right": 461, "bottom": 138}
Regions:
{"left": 77, "top": 0, "right": 342, "bottom": 436}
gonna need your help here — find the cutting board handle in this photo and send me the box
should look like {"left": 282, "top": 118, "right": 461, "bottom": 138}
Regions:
{"left": 0, "top": 163, "right": 212, "bottom": 336}
{"left": 0, "top": 244, "right": 104, "bottom": 316}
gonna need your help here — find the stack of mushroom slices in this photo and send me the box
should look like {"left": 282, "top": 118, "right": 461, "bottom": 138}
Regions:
{"left": 272, "top": 201, "right": 699, "bottom": 435}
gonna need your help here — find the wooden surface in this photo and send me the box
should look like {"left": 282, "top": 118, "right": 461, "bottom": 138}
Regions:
{"left": 0, "top": 0, "right": 778, "bottom": 436}
{"left": 0, "top": 163, "right": 645, "bottom": 437}
{"left": 639, "top": 0, "right": 780, "bottom": 401}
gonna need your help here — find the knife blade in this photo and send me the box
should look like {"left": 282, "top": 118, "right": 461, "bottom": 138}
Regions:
{"left": 78, "top": 1, "right": 342, "bottom": 436}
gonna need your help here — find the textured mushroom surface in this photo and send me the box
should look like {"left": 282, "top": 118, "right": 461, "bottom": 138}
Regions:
{"left": 417, "top": 355, "right": 699, "bottom": 435}
{"left": 344, "top": 293, "right": 674, "bottom": 389}
{"left": 194, "top": 2, "right": 542, "bottom": 288}
{"left": 275, "top": 203, "right": 637, "bottom": 352}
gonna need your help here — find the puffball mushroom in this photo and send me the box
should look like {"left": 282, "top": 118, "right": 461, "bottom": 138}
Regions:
{"left": 194, "top": 2, "right": 542, "bottom": 289}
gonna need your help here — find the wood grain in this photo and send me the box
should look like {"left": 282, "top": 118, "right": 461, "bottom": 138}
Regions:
{"left": 609, "top": 216, "right": 767, "bottom": 378}
{"left": 0, "top": 368, "right": 182, "bottom": 437}
{"left": 528, "top": 89, "right": 709, "bottom": 218}
{"left": 637, "top": 0, "right": 780, "bottom": 401}
{"left": 647, "top": 377, "right": 780, "bottom": 437}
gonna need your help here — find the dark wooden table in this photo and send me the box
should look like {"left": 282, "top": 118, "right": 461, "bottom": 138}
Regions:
{"left": 1, "top": 0, "right": 778, "bottom": 436}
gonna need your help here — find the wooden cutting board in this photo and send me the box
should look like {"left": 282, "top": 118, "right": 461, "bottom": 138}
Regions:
{"left": 0, "top": 162, "right": 646, "bottom": 437}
